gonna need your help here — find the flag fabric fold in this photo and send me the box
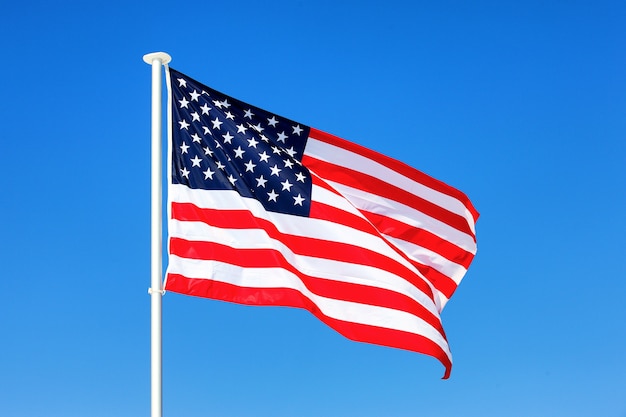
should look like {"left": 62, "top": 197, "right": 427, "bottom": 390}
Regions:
{"left": 164, "top": 67, "right": 478, "bottom": 378}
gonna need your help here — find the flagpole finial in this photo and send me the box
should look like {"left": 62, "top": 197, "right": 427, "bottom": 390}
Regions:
{"left": 143, "top": 52, "right": 172, "bottom": 65}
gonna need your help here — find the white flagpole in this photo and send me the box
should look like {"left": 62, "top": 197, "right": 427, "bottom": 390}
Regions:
{"left": 143, "top": 51, "right": 171, "bottom": 417}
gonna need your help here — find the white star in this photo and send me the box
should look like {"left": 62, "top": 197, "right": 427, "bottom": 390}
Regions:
{"left": 284, "top": 159, "right": 294, "bottom": 169}
{"left": 260, "top": 134, "right": 270, "bottom": 143}
{"left": 203, "top": 146, "right": 214, "bottom": 156}
{"left": 191, "top": 133, "right": 202, "bottom": 143}
{"left": 214, "top": 140, "right": 222, "bottom": 149}
{"left": 178, "top": 97, "right": 189, "bottom": 108}
{"left": 267, "top": 116, "right": 278, "bottom": 127}
{"left": 222, "top": 132, "right": 234, "bottom": 144}
{"left": 281, "top": 179, "right": 293, "bottom": 192}
{"left": 222, "top": 99, "right": 231, "bottom": 108}
{"left": 267, "top": 189, "right": 279, "bottom": 202}
{"left": 244, "top": 109, "right": 254, "bottom": 119}
{"left": 295, "top": 172, "right": 306, "bottom": 182}
{"left": 180, "top": 167, "right": 190, "bottom": 178}
{"left": 179, "top": 119, "right": 190, "bottom": 130}
{"left": 284, "top": 147, "right": 297, "bottom": 157}
{"left": 177, "top": 78, "right": 187, "bottom": 87}
{"left": 200, "top": 103, "right": 211, "bottom": 115}
{"left": 227, "top": 174, "right": 237, "bottom": 185}
{"left": 271, "top": 146, "right": 282, "bottom": 155}
{"left": 236, "top": 124, "right": 248, "bottom": 134}
{"left": 225, "top": 111, "right": 235, "bottom": 120}
{"left": 244, "top": 160, "right": 256, "bottom": 172}
{"left": 270, "top": 165, "right": 282, "bottom": 176}
{"left": 190, "top": 90, "right": 201, "bottom": 101}
{"left": 250, "top": 123, "right": 264, "bottom": 132}
{"left": 216, "top": 161, "right": 225, "bottom": 170}
{"left": 292, "top": 124, "right": 303, "bottom": 135}
{"left": 258, "top": 151, "right": 270, "bottom": 163}
{"left": 190, "top": 155, "right": 202, "bottom": 167}
{"left": 276, "top": 131, "right": 288, "bottom": 143}
{"left": 211, "top": 117, "right": 223, "bottom": 130}
{"left": 203, "top": 167, "right": 215, "bottom": 180}
{"left": 293, "top": 194, "right": 305, "bottom": 206}
{"left": 213, "top": 99, "right": 223, "bottom": 108}
{"left": 202, "top": 126, "right": 212, "bottom": 135}
{"left": 191, "top": 112, "right": 200, "bottom": 122}
{"left": 222, "top": 132, "right": 234, "bottom": 143}
{"left": 233, "top": 146, "right": 245, "bottom": 158}
{"left": 247, "top": 137, "right": 259, "bottom": 148}
{"left": 180, "top": 142, "right": 189, "bottom": 154}
{"left": 256, "top": 175, "right": 268, "bottom": 188}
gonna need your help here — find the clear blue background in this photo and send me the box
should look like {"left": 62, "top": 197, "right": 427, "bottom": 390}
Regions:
{"left": 1, "top": 1, "right": 625, "bottom": 416}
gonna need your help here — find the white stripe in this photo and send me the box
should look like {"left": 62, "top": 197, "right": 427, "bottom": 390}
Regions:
{"left": 310, "top": 176, "right": 366, "bottom": 218}
{"left": 384, "top": 235, "right": 468, "bottom": 284}
{"left": 169, "top": 218, "right": 441, "bottom": 317}
{"left": 434, "top": 293, "right": 450, "bottom": 310}
{"left": 328, "top": 181, "right": 477, "bottom": 254}
{"left": 169, "top": 184, "right": 436, "bottom": 280}
{"left": 167, "top": 255, "right": 452, "bottom": 361}
{"left": 170, "top": 185, "right": 391, "bottom": 255}
{"left": 312, "top": 178, "right": 472, "bottom": 286}
{"left": 170, "top": 182, "right": 362, "bottom": 220}
{"left": 305, "top": 136, "right": 476, "bottom": 234}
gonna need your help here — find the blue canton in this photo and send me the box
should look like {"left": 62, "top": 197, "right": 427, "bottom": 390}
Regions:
{"left": 169, "top": 68, "right": 312, "bottom": 217}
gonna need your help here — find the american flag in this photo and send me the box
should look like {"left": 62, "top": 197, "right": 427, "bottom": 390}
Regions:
{"left": 165, "top": 67, "right": 479, "bottom": 378}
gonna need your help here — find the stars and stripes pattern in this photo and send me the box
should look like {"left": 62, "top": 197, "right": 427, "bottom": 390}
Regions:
{"left": 169, "top": 68, "right": 312, "bottom": 217}
{"left": 164, "top": 67, "right": 479, "bottom": 378}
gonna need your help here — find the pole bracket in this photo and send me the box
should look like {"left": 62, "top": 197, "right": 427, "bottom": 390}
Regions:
{"left": 148, "top": 288, "right": 166, "bottom": 296}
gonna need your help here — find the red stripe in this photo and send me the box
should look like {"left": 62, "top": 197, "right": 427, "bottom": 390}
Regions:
{"left": 171, "top": 202, "right": 436, "bottom": 302}
{"left": 310, "top": 200, "right": 462, "bottom": 300}
{"left": 309, "top": 176, "right": 470, "bottom": 300}
{"left": 407, "top": 260, "right": 459, "bottom": 301}
{"left": 308, "top": 127, "right": 479, "bottom": 223}
{"left": 167, "top": 239, "right": 446, "bottom": 338}
{"left": 309, "top": 201, "right": 372, "bottom": 235}
{"left": 311, "top": 172, "right": 342, "bottom": 195}
{"left": 165, "top": 274, "right": 452, "bottom": 379}
{"left": 303, "top": 154, "right": 476, "bottom": 239}
{"left": 309, "top": 174, "right": 379, "bottom": 234}
{"left": 364, "top": 211, "right": 474, "bottom": 269}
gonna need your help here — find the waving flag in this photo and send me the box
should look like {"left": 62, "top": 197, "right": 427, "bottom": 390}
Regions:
{"left": 164, "top": 67, "right": 478, "bottom": 378}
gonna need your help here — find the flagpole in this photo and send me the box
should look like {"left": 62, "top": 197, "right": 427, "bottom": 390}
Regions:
{"left": 143, "top": 51, "right": 171, "bottom": 417}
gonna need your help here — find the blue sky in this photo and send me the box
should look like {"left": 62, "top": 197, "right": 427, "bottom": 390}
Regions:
{"left": 1, "top": 1, "right": 625, "bottom": 416}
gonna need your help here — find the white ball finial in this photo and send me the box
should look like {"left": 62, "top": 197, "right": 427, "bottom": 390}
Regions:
{"left": 143, "top": 52, "right": 172, "bottom": 65}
